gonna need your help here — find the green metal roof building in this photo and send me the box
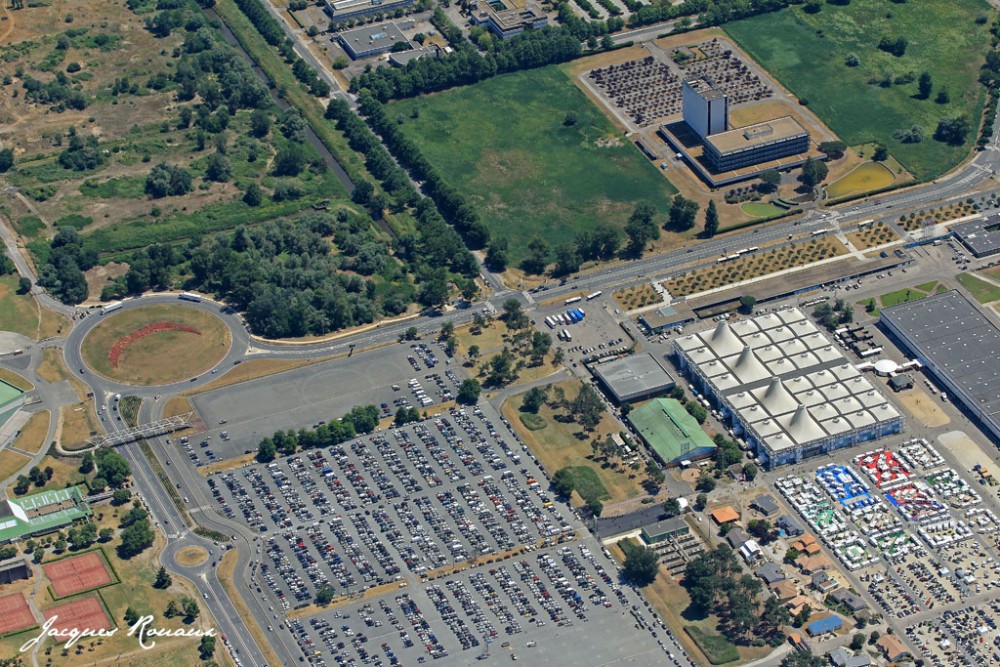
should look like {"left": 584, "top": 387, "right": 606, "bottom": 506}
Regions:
{"left": 628, "top": 398, "right": 717, "bottom": 466}
{"left": 0, "top": 486, "right": 92, "bottom": 543}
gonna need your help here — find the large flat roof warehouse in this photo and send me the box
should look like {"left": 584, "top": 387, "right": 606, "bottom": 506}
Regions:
{"left": 952, "top": 215, "right": 1000, "bottom": 257}
{"left": 336, "top": 23, "right": 408, "bottom": 58}
{"left": 0, "top": 486, "right": 92, "bottom": 543}
{"left": 591, "top": 353, "right": 675, "bottom": 403}
{"left": 627, "top": 398, "right": 717, "bottom": 466}
{"left": 672, "top": 308, "right": 902, "bottom": 467}
{"left": 704, "top": 116, "right": 809, "bottom": 156}
{"left": 881, "top": 290, "right": 1000, "bottom": 442}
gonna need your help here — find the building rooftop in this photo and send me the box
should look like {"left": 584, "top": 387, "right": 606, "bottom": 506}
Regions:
{"left": 756, "top": 561, "right": 786, "bottom": 584}
{"left": 627, "top": 398, "right": 717, "bottom": 465}
{"left": 753, "top": 494, "right": 779, "bottom": 515}
{"left": 952, "top": 215, "right": 1000, "bottom": 257}
{"left": 806, "top": 614, "right": 842, "bottom": 636}
{"left": 337, "top": 22, "right": 407, "bottom": 50}
{"left": 641, "top": 517, "right": 689, "bottom": 543}
{"left": 674, "top": 309, "right": 898, "bottom": 453}
{"left": 592, "top": 353, "right": 675, "bottom": 403}
{"left": 704, "top": 116, "right": 808, "bottom": 156}
{"left": 685, "top": 77, "right": 727, "bottom": 101}
{"left": 881, "top": 290, "right": 1000, "bottom": 427}
{"left": 0, "top": 486, "right": 91, "bottom": 542}
{"left": 876, "top": 634, "right": 910, "bottom": 661}
{"left": 710, "top": 506, "right": 740, "bottom": 524}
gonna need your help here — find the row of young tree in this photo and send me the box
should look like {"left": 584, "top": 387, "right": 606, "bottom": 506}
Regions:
{"left": 256, "top": 404, "right": 383, "bottom": 462}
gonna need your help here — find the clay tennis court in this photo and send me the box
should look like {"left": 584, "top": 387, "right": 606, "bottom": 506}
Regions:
{"left": 43, "top": 552, "right": 113, "bottom": 598}
{"left": 0, "top": 593, "right": 36, "bottom": 634}
{"left": 44, "top": 597, "right": 112, "bottom": 632}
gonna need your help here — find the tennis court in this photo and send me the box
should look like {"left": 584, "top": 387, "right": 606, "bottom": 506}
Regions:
{"left": 0, "top": 593, "right": 36, "bottom": 634}
{"left": 44, "top": 552, "right": 113, "bottom": 598}
{"left": 44, "top": 597, "right": 112, "bottom": 632}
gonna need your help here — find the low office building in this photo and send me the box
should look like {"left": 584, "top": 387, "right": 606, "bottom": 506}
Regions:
{"left": 389, "top": 45, "right": 442, "bottom": 67}
{"left": 0, "top": 558, "right": 31, "bottom": 584}
{"left": 640, "top": 517, "right": 689, "bottom": 544}
{"left": 628, "top": 398, "right": 717, "bottom": 466}
{"left": 672, "top": 308, "right": 903, "bottom": 469}
{"left": 592, "top": 353, "right": 675, "bottom": 404}
{"left": 468, "top": 0, "right": 547, "bottom": 39}
{"left": 881, "top": 290, "right": 1000, "bottom": 444}
{"left": 952, "top": 215, "right": 1000, "bottom": 258}
{"left": 805, "top": 615, "right": 842, "bottom": 637}
{"left": 337, "top": 23, "right": 409, "bottom": 60}
{"left": 702, "top": 116, "right": 810, "bottom": 172}
{"left": 326, "top": 0, "right": 414, "bottom": 22}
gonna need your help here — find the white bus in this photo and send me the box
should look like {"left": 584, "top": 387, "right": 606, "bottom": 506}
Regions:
{"left": 562, "top": 329, "right": 572, "bottom": 342}
{"left": 586, "top": 291, "right": 602, "bottom": 301}
{"left": 101, "top": 301, "right": 123, "bottom": 315}
{"left": 564, "top": 296, "right": 582, "bottom": 305}
{"left": 811, "top": 229, "right": 828, "bottom": 237}
{"left": 545, "top": 316, "right": 556, "bottom": 329}
{"left": 179, "top": 292, "right": 203, "bottom": 302}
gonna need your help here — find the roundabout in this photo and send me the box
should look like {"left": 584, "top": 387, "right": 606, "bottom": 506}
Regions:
{"left": 80, "top": 304, "right": 231, "bottom": 386}
{"left": 176, "top": 545, "right": 209, "bottom": 567}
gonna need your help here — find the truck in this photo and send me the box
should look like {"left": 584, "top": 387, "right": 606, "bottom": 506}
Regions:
{"left": 101, "top": 301, "right": 123, "bottom": 315}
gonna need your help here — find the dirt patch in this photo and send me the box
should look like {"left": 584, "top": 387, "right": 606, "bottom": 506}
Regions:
{"left": 81, "top": 305, "right": 230, "bottom": 385}
{"left": 198, "top": 452, "right": 257, "bottom": 477}
{"left": 894, "top": 389, "right": 950, "bottom": 428}
{"left": 176, "top": 546, "right": 209, "bottom": 567}
{"left": 0, "top": 368, "right": 33, "bottom": 392}
{"left": 939, "top": 431, "right": 1000, "bottom": 480}
{"left": 13, "top": 410, "right": 49, "bottom": 455}
{"left": 680, "top": 468, "right": 701, "bottom": 484}
{"left": 84, "top": 262, "right": 129, "bottom": 300}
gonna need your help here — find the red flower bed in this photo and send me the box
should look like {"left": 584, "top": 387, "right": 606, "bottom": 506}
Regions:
{"left": 110, "top": 321, "right": 202, "bottom": 367}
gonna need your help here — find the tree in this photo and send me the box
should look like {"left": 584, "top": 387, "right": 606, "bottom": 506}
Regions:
{"left": 570, "top": 384, "right": 605, "bottom": 432}
{"left": 243, "top": 182, "right": 262, "bottom": 206}
{"left": 668, "top": 195, "right": 699, "bottom": 231}
{"left": 273, "top": 143, "right": 306, "bottom": 176}
{"left": 738, "top": 295, "right": 756, "bottom": 314}
{"left": 486, "top": 348, "right": 517, "bottom": 386}
{"left": 663, "top": 497, "right": 682, "bottom": 518}
{"left": 799, "top": 158, "right": 829, "bottom": 188}
{"left": 552, "top": 244, "right": 581, "bottom": 276}
{"left": 112, "top": 488, "right": 132, "bottom": 506}
{"left": 624, "top": 202, "right": 660, "bottom": 257}
{"left": 868, "top": 630, "right": 881, "bottom": 645}
{"left": 33, "top": 547, "right": 44, "bottom": 564}
{"left": 873, "top": 145, "right": 889, "bottom": 162}
{"left": 467, "top": 344, "right": 480, "bottom": 362}
{"left": 743, "top": 462, "right": 758, "bottom": 481}
{"left": 850, "top": 632, "right": 867, "bottom": 651}
{"left": 563, "top": 111, "right": 578, "bottom": 126}
{"left": 844, "top": 52, "right": 859, "bottom": 67}
{"left": 485, "top": 236, "right": 510, "bottom": 272}
{"left": 99, "top": 528, "right": 114, "bottom": 542}
{"left": 95, "top": 449, "right": 130, "bottom": 487}
{"left": 877, "top": 36, "right": 907, "bottom": 57}
{"left": 79, "top": 452, "right": 95, "bottom": 474}
{"left": 757, "top": 169, "right": 781, "bottom": 193}
{"left": 696, "top": 476, "right": 716, "bottom": 492}
{"left": 747, "top": 519, "right": 774, "bottom": 543}
{"left": 784, "top": 546, "right": 801, "bottom": 563}
{"left": 521, "top": 386, "right": 548, "bottom": 414}
{"left": 793, "top": 606, "right": 812, "bottom": 627}
{"left": 154, "top": 566, "right": 172, "bottom": 589}
{"left": 917, "top": 71, "right": 933, "bottom": 99}
{"left": 199, "top": 635, "right": 217, "bottom": 660}
{"left": 417, "top": 268, "right": 450, "bottom": 309}
{"left": 0, "top": 545, "right": 17, "bottom": 561}
{"left": 935, "top": 87, "right": 950, "bottom": 104}
{"left": 316, "top": 583, "right": 335, "bottom": 605}
{"left": 694, "top": 493, "right": 708, "bottom": 511}
{"left": 935, "top": 115, "right": 970, "bottom": 145}
{"left": 257, "top": 438, "right": 277, "bottom": 463}
{"left": 685, "top": 401, "right": 707, "bottom": 424}
{"left": 818, "top": 141, "right": 847, "bottom": 159}
{"left": 586, "top": 497, "right": 603, "bottom": 517}
{"left": 621, "top": 541, "right": 660, "bottom": 586}
{"left": 250, "top": 109, "right": 271, "bottom": 137}
{"left": 181, "top": 596, "right": 199, "bottom": 623}
{"left": 145, "top": 163, "right": 192, "bottom": 198}
{"left": 13, "top": 475, "right": 29, "bottom": 495}
{"left": 703, "top": 200, "right": 719, "bottom": 238}
{"left": 457, "top": 378, "right": 481, "bottom": 405}
{"left": 118, "top": 519, "right": 155, "bottom": 559}
{"left": 165, "top": 600, "right": 180, "bottom": 618}
{"left": 16, "top": 276, "right": 31, "bottom": 294}
{"left": 893, "top": 124, "right": 924, "bottom": 144}
{"left": 780, "top": 650, "right": 826, "bottom": 667}
{"left": 124, "top": 606, "right": 140, "bottom": 626}
{"left": 521, "top": 237, "right": 550, "bottom": 275}
{"left": 0, "top": 148, "right": 13, "bottom": 173}
{"left": 205, "top": 152, "right": 232, "bottom": 182}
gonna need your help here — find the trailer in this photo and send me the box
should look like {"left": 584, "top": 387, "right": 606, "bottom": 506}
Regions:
{"left": 101, "top": 301, "right": 123, "bottom": 315}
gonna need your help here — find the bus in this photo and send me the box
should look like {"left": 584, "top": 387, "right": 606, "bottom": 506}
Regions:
{"left": 102, "top": 301, "right": 123, "bottom": 315}
{"left": 179, "top": 292, "right": 203, "bottom": 303}
{"left": 857, "top": 219, "right": 874, "bottom": 229}
{"left": 811, "top": 229, "right": 828, "bottom": 237}
{"left": 586, "top": 291, "right": 602, "bottom": 301}
{"left": 562, "top": 329, "right": 572, "bottom": 342}
{"left": 545, "top": 316, "right": 556, "bottom": 329}
{"left": 565, "top": 296, "right": 582, "bottom": 305}
{"left": 746, "top": 246, "right": 759, "bottom": 254}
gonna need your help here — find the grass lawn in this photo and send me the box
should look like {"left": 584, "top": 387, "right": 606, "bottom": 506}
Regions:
{"left": 454, "top": 320, "right": 562, "bottom": 388}
{"left": 12, "top": 410, "right": 50, "bottom": 455}
{"left": 0, "top": 274, "right": 68, "bottom": 340}
{"left": 879, "top": 287, "right": 927, "bottom": 308}
{"left": 388, "top": 66, "right": 678, "bottom": 264}
{"left": 0, "top": 449, "right": 30, "bottom": 484}
{"left": 558, "top": 465, "right": 609, "bottom": 501}
{"left": 857, "top": 297, "right": 879, "bottom": 317}
{"left": 958, "top": 272, "right": 1000, "bottom": 303}
{"left": 502, "top": 380, "right": 645, "bottom": 504}
{"left": 915, "top": 280, "right": 940, "bottom": 292}
{"left": 724, "top": 0, "right": 991, "bottom": 180}
{"left": 0, "top": 368, "right": 33, "bottom": 392}
{"left": 826, "top": 161, "right": 896, "bottom": 199}
{"left": 685, "top": 626, "right": 740, "bottom": 665}
{"left": 520, "top": 413, "right": 547, "bottom": 430}
{"left": 81, "top": 305, "right": 231, "bottom": 385}
{"left": 740, "top": 202, "right": 785, "bottom": 218}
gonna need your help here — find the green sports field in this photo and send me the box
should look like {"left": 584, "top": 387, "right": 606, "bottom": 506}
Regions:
{"left": 388, "top": 66, "right": 677, "bottom": 264}
{"left": 725, "top": 0, "right": 991, "bottom": 180}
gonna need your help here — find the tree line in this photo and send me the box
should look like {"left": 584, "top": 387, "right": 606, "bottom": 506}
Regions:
{"left": 256, "top": 404, "right": 383, "bottom": 461}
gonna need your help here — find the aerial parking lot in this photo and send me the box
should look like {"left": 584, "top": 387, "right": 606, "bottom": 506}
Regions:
{"left": 188, "top": 339, "right": 466, "bottom": 461}
{"left": 201, "top": 401, "right": 671, "bottom": 666}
